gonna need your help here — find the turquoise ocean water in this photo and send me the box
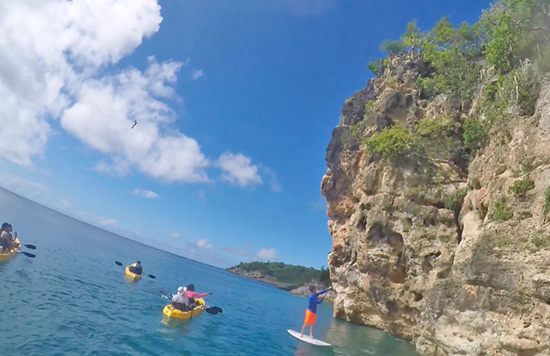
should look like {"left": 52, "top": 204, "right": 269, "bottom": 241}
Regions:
{"left": 0, "top": 188, "right": 418, "bottom": 355}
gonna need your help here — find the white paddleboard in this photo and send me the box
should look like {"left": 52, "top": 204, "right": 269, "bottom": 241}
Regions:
{"left": 287, "top": 329, "right": 331, "bottom": 347}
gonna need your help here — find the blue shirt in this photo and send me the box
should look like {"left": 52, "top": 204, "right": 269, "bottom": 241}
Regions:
{"left": 307, "top": 289, "right": 329, "bottom": 314}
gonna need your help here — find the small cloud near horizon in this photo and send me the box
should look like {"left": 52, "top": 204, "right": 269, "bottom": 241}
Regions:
{"left": 196, "top": 239, "right": 212, "bottom": 249}
{"left": 255, "top": 248, "right": 278, "bottom": 261}
{"left": 169, "top": 233, "right": 180, "bottom": 239}
{"left": 132, "top": 188, "right": 159, "bottom": 199}
{"left": 98, "top": 217, "right": 118, "bottom": 228}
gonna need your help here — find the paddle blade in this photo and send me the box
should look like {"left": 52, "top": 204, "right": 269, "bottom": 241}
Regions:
{"left": 159, "top": 291, "right": 172, "bottom": 299}
{"left": 205, "top": 306, "right": 223, "bottom": 315}
{"left": 23, "top": 244, "right": 36, "bottom": 250}
{"left": 115, "top": 261, "right": 123, "bottom": 266}
{"left": 21, "top": 251, "right": 35, "bottom": 258}
{"left": 147, "top": 274, "right": 156, "bottom": 279}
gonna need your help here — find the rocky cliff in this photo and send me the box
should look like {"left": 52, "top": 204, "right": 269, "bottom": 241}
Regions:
{"left": 322, "top": 49, "right": 550, "bottom": 355}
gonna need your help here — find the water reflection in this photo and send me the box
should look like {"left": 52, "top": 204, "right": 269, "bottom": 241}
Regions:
{"left": 294, "top": 342, "right": 335, "bottom": 356}
{"left": 324, "top": 319, "right": 419, "bottom": 356}
{"left": 160, "top": 316, "right": 191, "bottom": 336}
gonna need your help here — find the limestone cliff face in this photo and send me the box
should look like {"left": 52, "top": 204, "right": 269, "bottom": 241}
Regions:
{"left": 323, "top": 55, "right": 550, "bottom": 355}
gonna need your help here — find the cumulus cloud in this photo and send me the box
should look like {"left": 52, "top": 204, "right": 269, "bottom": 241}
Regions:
{"left": 61, "top": 57, "right": 211, "bottom": 182}
{"left": 216, "top": 153, "right": 262, "bottom": 187}
{"left": 98, "top": 217, "right": 118, "bottom": 227}
{"left": 0, "top": 0, "right": 162, "bottom": 167}
{"left": 0, "top": 1, "right": 262, "bottom": 189}
{"left": 191, "top": 69, "right": 203, "bottom": 80}
{"left": 196, "top": 239, "right": 212, "bottom": 249}
{"left": 255, "top": 248, "right": 278, "bottom": 261}
{"left": 132, "top": 188, "right": 159, "bottom": 199}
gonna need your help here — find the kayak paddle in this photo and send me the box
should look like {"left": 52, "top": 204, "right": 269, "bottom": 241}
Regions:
{"left": 19, "top": 251, "right": 35, "bottom": 258}
{"left": 22, "top": 244, "right": 36, "bottom": 250}
{"left": 115, "top": 260, "right": 156, "bottom": 279}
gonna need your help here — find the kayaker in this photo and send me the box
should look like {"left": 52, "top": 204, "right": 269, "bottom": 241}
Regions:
{"left": 171, "top": 286, "right": 191, "bottom": 311}
{"left": 184, "top": 284, "right": 212, "bottom": 307}
{"left": 128, "top": 261, "right": 143, "bottom": 275}
{"left": 0, "top": 222, "right": 18, "bottom": 252}
{"left": 300, "top": 285, "right": 330, "bottom": 338}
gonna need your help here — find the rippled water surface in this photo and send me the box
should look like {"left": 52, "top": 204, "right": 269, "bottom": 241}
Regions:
{"left": 0, "top": 188, "right": 418, "bottom": 355}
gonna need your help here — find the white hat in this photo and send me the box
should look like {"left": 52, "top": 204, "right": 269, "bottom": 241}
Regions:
{"left": 177, "top": 286, "right": 186, "bottom": 295}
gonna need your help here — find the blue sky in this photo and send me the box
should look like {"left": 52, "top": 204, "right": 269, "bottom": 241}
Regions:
{"left": 0, "top": 0, "right": 491, "bottom": 268}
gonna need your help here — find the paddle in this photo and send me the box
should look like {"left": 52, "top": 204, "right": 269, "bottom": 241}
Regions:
{"left": 22, "top": 244, "right": 36, "bottom": 250}
{"left": 158, "top": 290, "right": 223, "bottom": 315}
{"left": 19, "top": 250, "right": 35, "bottom": 258}
{"left": 115, "top": 261, "right": 156, "bottom": 279}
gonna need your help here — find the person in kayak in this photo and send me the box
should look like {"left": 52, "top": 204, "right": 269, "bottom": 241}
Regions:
{"left": 0, "top": 222, "right": 19, "bottom": 252}
{"left": 128, "top": 261, "right": 143, "bottom": 275}
{"left": 300, "top": 285, "right": 330, "bottom": 338}
{"left": 184, "top": 284, "right": 212, "bottom": 308}
{"left": 171, "top": 286, "right": 191, "bottom": 311}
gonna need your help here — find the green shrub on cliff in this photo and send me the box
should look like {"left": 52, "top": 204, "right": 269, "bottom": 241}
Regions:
{"left": 543, "top": 186, "right": 550, "bottom": 216}
{"left": 363, "top": 125, "right": 422, "bottom": 159}
{"left": 509, "top": 179, "right": 534, "bottom": 197}
{"left": 405, "top": 16, "right": 482, "bottom": 100}
{"left": 462, "top": 118, "right": 488, "bottom": 153}
{"left": 445, "top": 188, "right": 468, "bottom": 212}
{"left": 490, "top": 194, "right": 513, "bottom": 221}
{"left": 368, "top": 59, "right": 383, "bottom": 76}
{"left": 380, "top": 39, "right": 406, "bottom": 54}
{"left": 480, "top": 0, "right": 550, "bottom": 74}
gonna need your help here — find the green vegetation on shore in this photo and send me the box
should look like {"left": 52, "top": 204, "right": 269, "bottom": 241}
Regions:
{"left": 228, "top": 261, "right": 330, "bottom": 288}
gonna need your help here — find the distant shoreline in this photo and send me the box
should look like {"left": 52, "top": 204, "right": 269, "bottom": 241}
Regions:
{"left": 226, "top": 267, "right": 335, "bottom": 302}
{"left": 226, "top": 267, "right": 297, "bottom": 290}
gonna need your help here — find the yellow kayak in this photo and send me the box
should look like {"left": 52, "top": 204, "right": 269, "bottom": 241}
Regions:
{"left": 162, "top": 299, "right": 205, "bottom": 320}
{"left": 125, "top": 265, "right": 142, "bottom": 281}
{"left": 0, "top": 238, "right": 21, "bottom": 262}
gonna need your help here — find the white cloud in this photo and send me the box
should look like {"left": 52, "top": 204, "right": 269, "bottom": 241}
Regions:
{"left": 132, "top": 188, "right": 159, "bottom": 199}
{"left": 191, "top": 69, "right": 203, "bottom": 80}
{"left": 0, "top": 0, "right": 163, "bottom": 167}
{"left": 255, "top": 248, "right": 278, "bottom": 261}
{"left": 216, "top": 152, "right": 262, "bottom": 187}
{"left": 196, "top": 239, "right": 212, "bottom": 249}
{"left": 0, "top": 1, "right": 259, "bottom": 188}
{"left": 169, "top": 233, "right": 180, "bottom": 239}
{"left": 98, "top": 217, "right": 118, "bottom": 227}
{"left": 61, "top": 57, "right": 212, "bottom": 183}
